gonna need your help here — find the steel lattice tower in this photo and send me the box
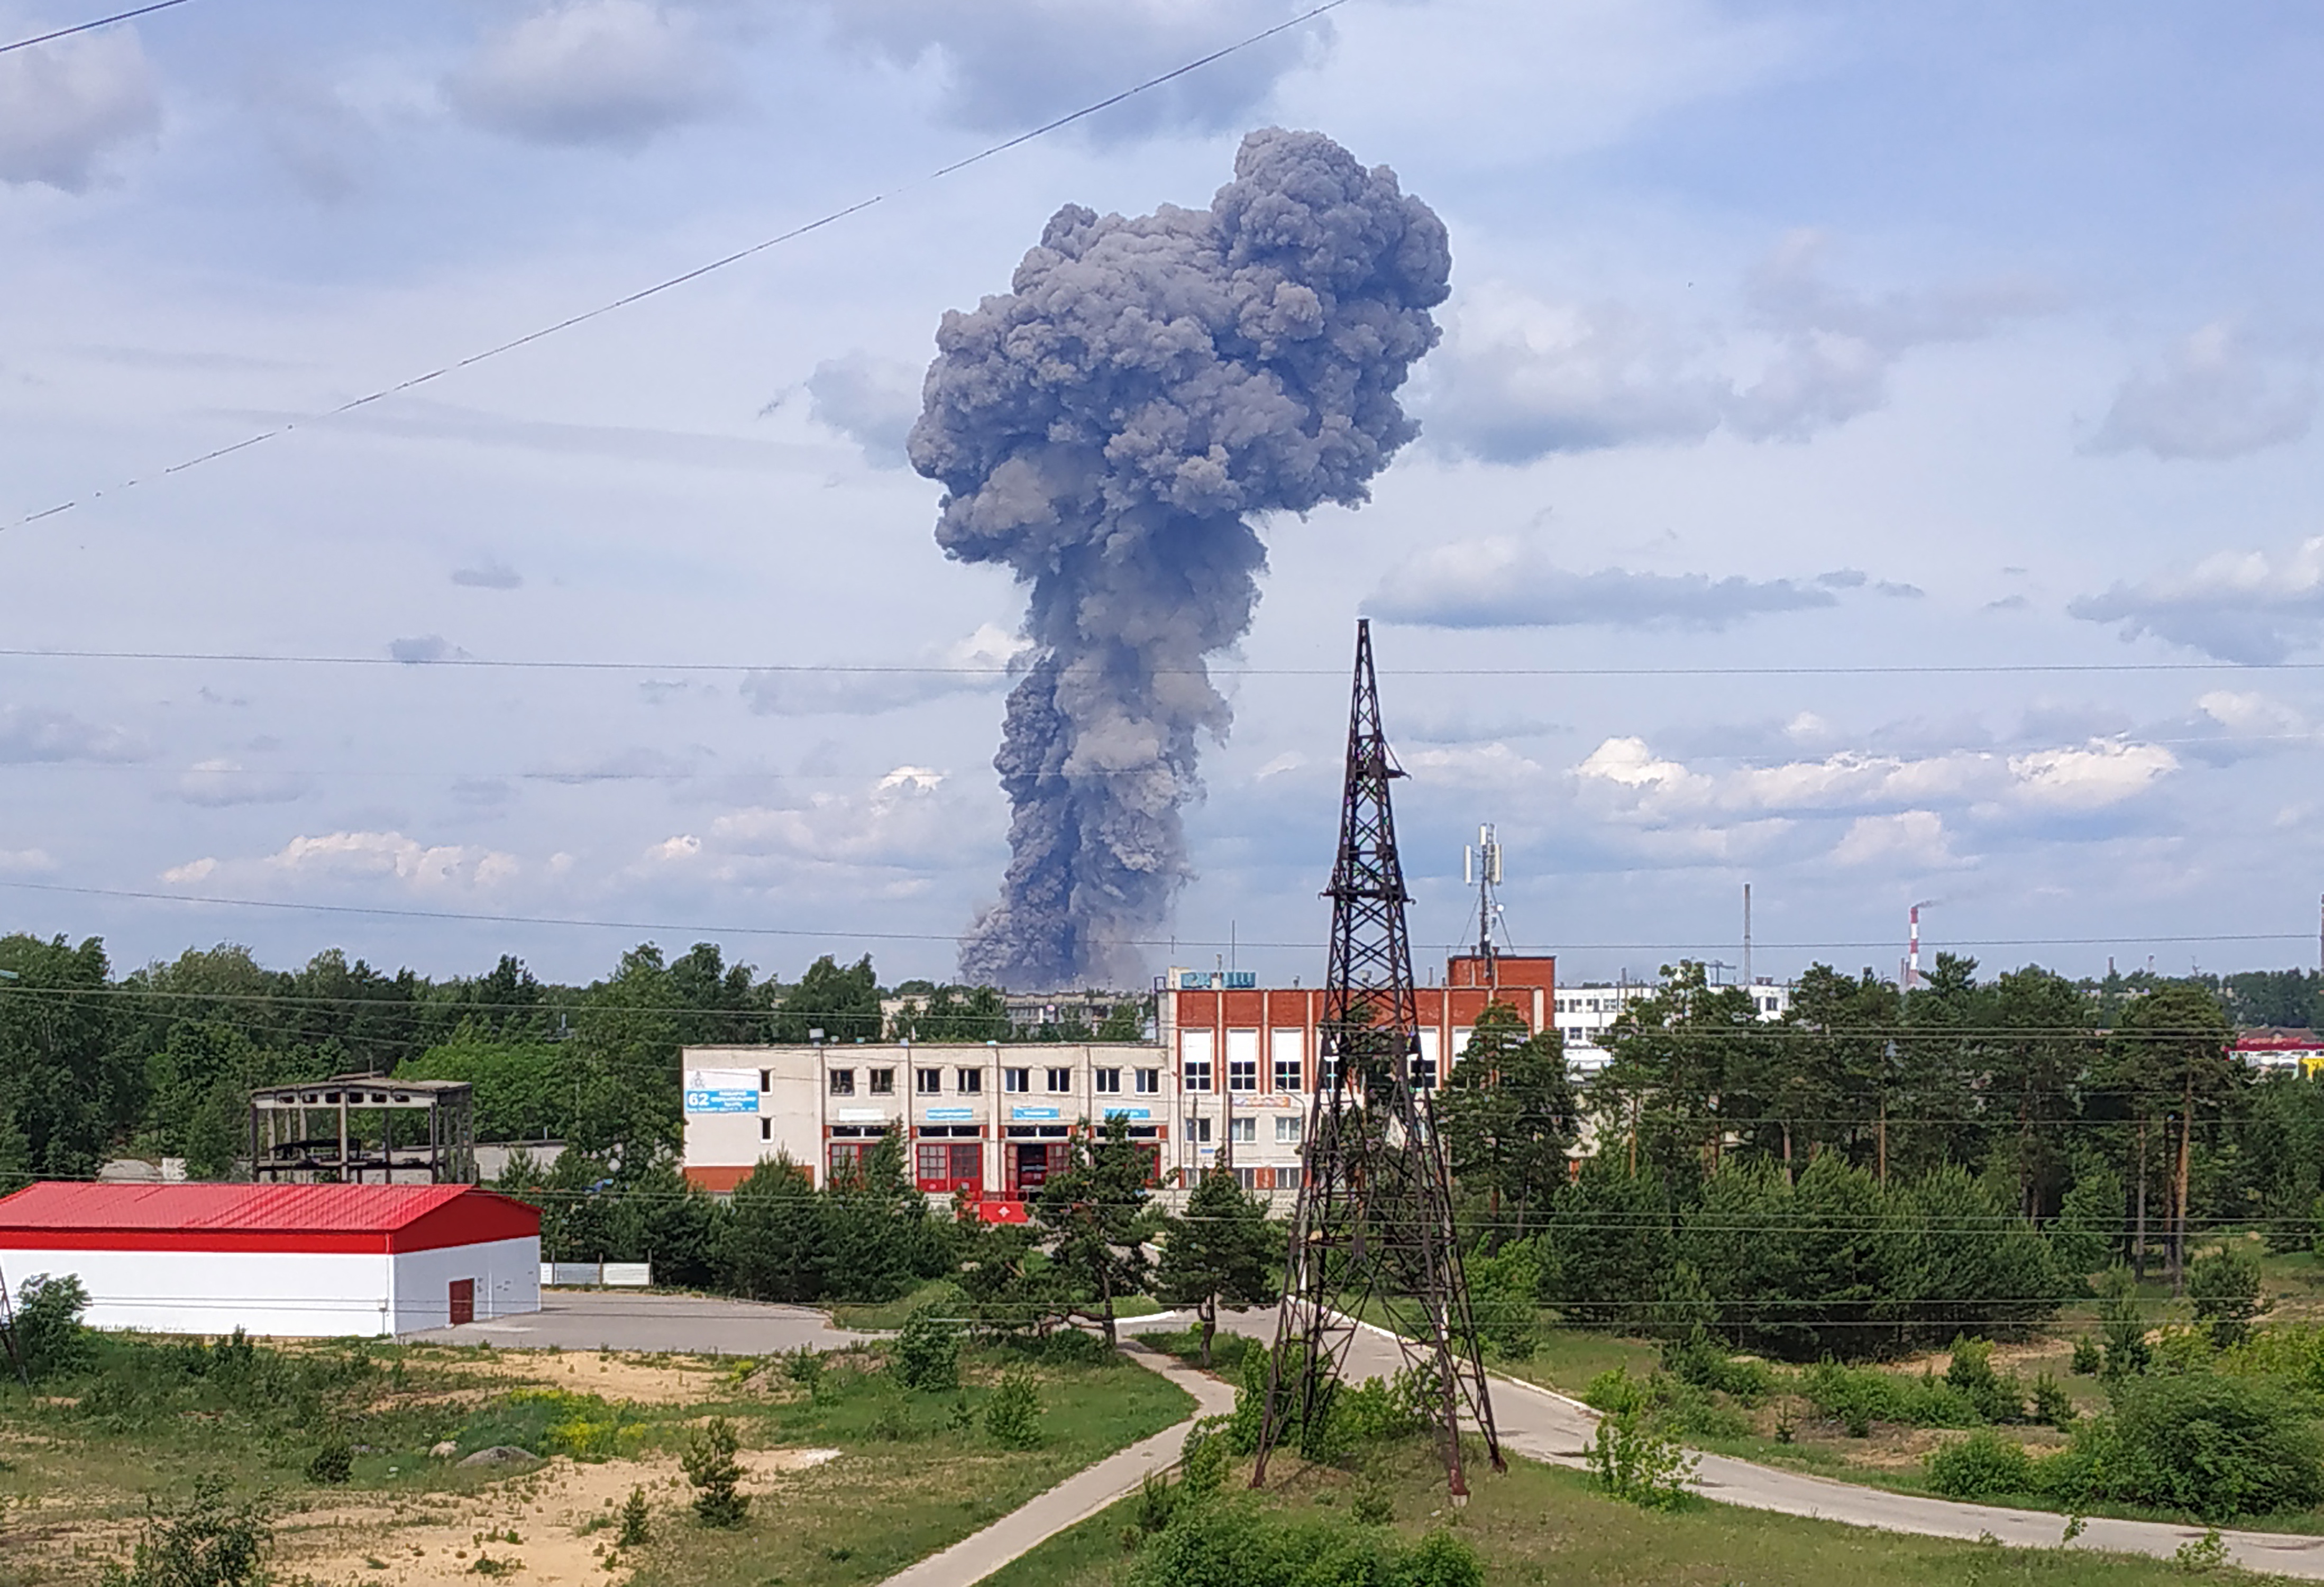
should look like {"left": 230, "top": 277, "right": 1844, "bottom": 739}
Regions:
{"left": 1252, "top": 618, "right": 1504, "bottom": 1499}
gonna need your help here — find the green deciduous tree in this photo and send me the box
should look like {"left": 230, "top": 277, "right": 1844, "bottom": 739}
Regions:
{"left": 0, "top": 934, "right": 133, "bottom": 1179}
{"left": 775, "top": 954, "right": 880, "bottom": 1044}
{"left": 396, "top": 1026, "right": 568, "bottom": 1142}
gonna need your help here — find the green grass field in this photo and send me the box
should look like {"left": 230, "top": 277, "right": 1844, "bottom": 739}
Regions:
{"left": 984, "top": 1441, "right": 2267, "bottom": 1587}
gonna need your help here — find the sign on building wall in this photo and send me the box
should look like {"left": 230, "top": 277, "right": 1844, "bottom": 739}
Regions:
{"left": 684, "top": 1068, "right": 760, "bottom": 1115}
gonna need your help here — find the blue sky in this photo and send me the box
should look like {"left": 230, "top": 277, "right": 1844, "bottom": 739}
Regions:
{"left": 2, "top": 0, "right": 2321, "bottom": 989}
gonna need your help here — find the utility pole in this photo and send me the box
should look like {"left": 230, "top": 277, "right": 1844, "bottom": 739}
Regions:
{"left": 1255, "top": 619, "right": 1504, "bottom": 1502}
{"left": 1742, "top": 882, "right": 1753, "bottom": 989}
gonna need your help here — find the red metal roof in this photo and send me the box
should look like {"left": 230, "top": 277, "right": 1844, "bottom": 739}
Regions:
{"left": 0, "top": 1182, "right": 538, "bottom": 1254}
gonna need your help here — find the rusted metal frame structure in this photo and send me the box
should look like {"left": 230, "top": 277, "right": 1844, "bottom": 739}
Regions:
{"left": 249, "top": 1076, "right": 476, "bottom": 1184}
{"left": 1253, "top": 618, "right": 1503, "bottom": 1500}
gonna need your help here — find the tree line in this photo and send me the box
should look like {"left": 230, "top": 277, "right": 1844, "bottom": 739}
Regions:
{"left": 0, "top": 932, "right": 1146, "bottom": 1183}
{"left": 1434, "top": 954, "right": 2324, "bottom": 1361}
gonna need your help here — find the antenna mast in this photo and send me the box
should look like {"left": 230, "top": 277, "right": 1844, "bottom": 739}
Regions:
{"left": 1254, "top": 619, "right": 1504, "bottom": 1501}
{"left": 1463, "top": 823, "right": 1504, "bottom": 988}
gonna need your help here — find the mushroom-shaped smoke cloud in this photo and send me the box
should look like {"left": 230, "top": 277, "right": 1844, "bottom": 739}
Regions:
{"left": 910, "top": 127, "right": 1450, "bottom": 989}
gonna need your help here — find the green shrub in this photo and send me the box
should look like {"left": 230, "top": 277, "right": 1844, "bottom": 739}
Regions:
{"left": 1035, "top": 1328, "right": 1110, "bottom": 1366}
{"left": 1661, "top": 1334, "right": 1776, "bottom": 1404}
{"left": 984, "top": 1369, "right": 1044, "bottom": 1449}
{"left": 306, "top": 1440, "right": 353, "bottom": 1485}
{"left": 1578, "top": 1365, "right": 1745, "bottom": 1439}
{"left": 2068, "top": 1373, "right": 2324, "bottom": 1520}
{"left": 1799, "top": 1360, "right": 1977, "bottom": 1433}
{"left": 1123, "top": 1501, "right": 1481, "bottom": 1587}
{"left": 2070, "top": 1336, "right": 2103, "bottom": 1376}
{"left": 1587, "top": 1406, "right": 1697, "bottom": 1509}
{"left": 2188, "top": 1245, "right": 2270, "bottom": 1350}
{"left": 893, "top": 1304, "right": 961, "bottom": 1392}
{"left": 1926, "top": 1429, "right": 2035, "bottom": 1499}
{"left": 99, "top": 1476, "right": 269, "bottom": 1587}
{"left": 1465, "top": 1243, "right": 1542, "bottom": 1360}
{"left": 14, "top": 1273, "right": 93, "bottom": 1382}
{"left": 681, "top": 1417, "right": 747, "bottom": 1527}
{"left": 1180, "top": 1419, "right": 1229, "bottom": 1498}
{"left": 2219, "top": 1322, "right": 2324, "bottom": 1393}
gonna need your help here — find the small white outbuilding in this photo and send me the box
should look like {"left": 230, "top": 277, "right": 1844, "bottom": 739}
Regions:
{"left": 0, "top": 1181, "right": 541, "bottom": 1338}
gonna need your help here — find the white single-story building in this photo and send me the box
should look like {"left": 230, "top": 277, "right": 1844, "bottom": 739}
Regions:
{"left": 0, "top": 1181, "right": 541, "bottom": 1338}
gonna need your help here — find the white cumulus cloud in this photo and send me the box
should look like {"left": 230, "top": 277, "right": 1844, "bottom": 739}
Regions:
{"left": 2087, "top": 321, "right": 2317, "bottom": 461}
{"left": 1369, "top": 536, "right": 1837, "bottom": 631}
{"left": 0, "top": 25, "right": 160, "bottom": 190}
{"left": 1424, "top": 232, "right": 2052, "bottom": 461}
{"left": 164, "top": 831, "right": 520, "bottom": 892}
{"left": 447, "top": 0, "right": 727, "bottom": 148}
{"left": 740, "top": 625, "right": 1028, "bottom": 716}
{"left": 2070, "top": 537, "right": 2324, "bottom": 663}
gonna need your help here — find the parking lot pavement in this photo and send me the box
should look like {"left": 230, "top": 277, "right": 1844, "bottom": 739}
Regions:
{"left": 404, "top": 1290, "right": 881, "bottom": 1354}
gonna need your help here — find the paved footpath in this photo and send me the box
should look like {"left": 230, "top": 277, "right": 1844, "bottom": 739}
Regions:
{"left": 1185, "top": 1310, "right": 2324, "bottom": 1580}
{"left": 875, "top": 1340, "right": 1237, "bottom": 1587}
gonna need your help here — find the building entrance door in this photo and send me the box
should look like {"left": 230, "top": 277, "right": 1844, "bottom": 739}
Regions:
{"left": 448, "top": 1278, "right": 475, "bottom": 1325}
{"left": 1011, "top": 1142, "right": 1069, "bottom": 1193}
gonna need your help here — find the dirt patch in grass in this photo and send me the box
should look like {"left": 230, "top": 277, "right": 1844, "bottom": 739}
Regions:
{"left": 279, "top": 1448, "right": 842, "bottom": 1587}
{"left": 470, "top": 1352, "right": 736, "bottom": 1408}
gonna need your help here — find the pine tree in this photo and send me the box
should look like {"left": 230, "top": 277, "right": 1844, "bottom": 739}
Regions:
{"left": 1156, "top": 1169, "right": 1278, "bottom": 1366}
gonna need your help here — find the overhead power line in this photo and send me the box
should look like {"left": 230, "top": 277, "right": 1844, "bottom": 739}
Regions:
{"left": 4, "top": 0, "right": 1350, "bottom": 533}
{"left": 0, "top": 0, "right": 192, "bottom": 56}
{"left": 0, "top": 877, "right": 2314, "bottom": 954}
{"left": 3, "top": 645, "right": 2322, "bottom": 678}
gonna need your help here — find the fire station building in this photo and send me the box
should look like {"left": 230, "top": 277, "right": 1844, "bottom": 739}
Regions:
{"left": 680, "top": 953, "right": 1553, "bottom": 1210}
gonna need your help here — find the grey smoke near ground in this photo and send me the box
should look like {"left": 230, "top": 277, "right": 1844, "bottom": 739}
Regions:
{"left": 909, "top": 127, "right": 1450, "bottom": 988}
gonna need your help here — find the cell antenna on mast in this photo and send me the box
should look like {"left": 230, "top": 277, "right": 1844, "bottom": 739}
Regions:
{"left": 1463, "top": 823, "right": 1505, "bottom": 984}
{"left": 1254, "top": 619, "right": 1504, "bottom": 1501}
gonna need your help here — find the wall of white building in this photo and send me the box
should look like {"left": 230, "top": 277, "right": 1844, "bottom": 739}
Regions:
{"left": 390, "top": 1236, "right": 541, "bottom": 1333}
{"left": 0, "top": 1235, "right": 540, "bottom": 1338}
{"left": 1553, "top": 980, "right": 1794, "bottom": 1072}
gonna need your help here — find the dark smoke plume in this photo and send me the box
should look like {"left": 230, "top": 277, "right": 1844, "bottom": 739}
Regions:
{"left": 909, "top": 127, "right": 1450, "bottom": 988}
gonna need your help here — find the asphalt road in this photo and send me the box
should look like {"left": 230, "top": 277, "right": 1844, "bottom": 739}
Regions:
{"left": 1163, "top": 1308, "right": 2324, "bottom": 1579}
{"left": 404, "top": 1290, "right": 879, "bottom": 1354}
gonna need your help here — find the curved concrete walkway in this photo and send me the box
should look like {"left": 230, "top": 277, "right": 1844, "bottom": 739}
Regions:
{"left": 1176, "top": 1309, "right": 2324, "bottom": 1578}
{"left": 876, "top": 1340, "right": 1236, "bottom": 1587}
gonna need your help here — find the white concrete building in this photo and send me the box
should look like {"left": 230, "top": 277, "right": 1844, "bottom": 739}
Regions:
{"left": 1553, "top": 978, "right": 1794, "bottom": 1073}
{"left": 683, "top": 953, "right": 1560, "bottom": 1210}
{"left": 0, "top": 1182, "right": 541, "bottom": 1337}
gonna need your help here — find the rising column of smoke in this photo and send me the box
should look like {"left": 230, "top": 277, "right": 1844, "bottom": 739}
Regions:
{"left": 909, "top": 127, "right": 1450, "bottom": 989}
